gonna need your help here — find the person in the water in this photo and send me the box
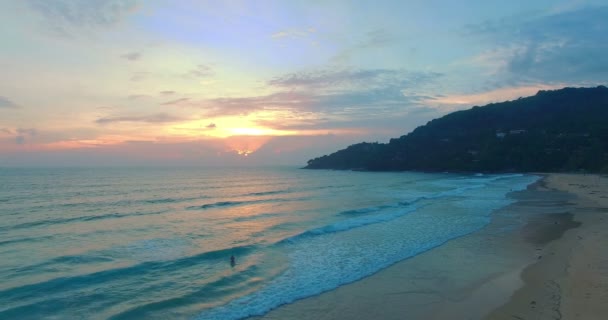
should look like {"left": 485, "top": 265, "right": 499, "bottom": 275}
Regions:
{"left": 230, "top": 255, "right": 236, "bottom": 267}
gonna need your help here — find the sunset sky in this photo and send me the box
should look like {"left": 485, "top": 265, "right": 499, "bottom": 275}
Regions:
{"left": 1, "top": 0, "right": 607, "bottom": 166}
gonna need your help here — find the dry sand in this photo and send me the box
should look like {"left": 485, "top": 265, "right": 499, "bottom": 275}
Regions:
{"left": 252, "top": 174, "right": 608, "bottom": 320}
{"left": 488, "top": 174, "right": 608, "bottom": 320}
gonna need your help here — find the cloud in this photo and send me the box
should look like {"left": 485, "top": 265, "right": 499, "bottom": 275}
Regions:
{"left": 253, "top": 112, "right": 434, "bottom": 141}
{"left": 26, "top": 0, "right": 139, "bottom": 36}
{"left": 271, "top": 27, "right": 316, "bottom": 40}
{"left": 95, "top": 113, "right": 185, "bottom": 124}
{"left": 0, "top": 136, "right": 339, "bottom": 167}
{"left": 422, "top": 84, "right": 566, "bottom": 109}
{"left": 271, "top": 31, "right": 290, "bottom": 39}
{"left": 466, "top": 6, "right": 608, "bottom": 85}
{"left": 16, "top": 128, "right": 38, "bottom": 136}
{"left": 201, "top": 93, "right": 302, "bottom": 116}
{"left": 332, "top": 28, "right": 394, "bottom": 62}
{"left": 268, "top": 68, "right": 440, "bottom": 91}
{"left": 253, "top": 117, "right": 352, "bottom": 132}
{"left": 358, "top": 29, "right": 393, "bottom": 49}
{"left": 185, "top": 64, "right": 214, "bottom": 78}
{"left": 120, "top": 51, "right": 141, "bottom": 61}
{"left": 191, "top": 68, "right": 442, "bottom": 118}
{"left": 128, "top": 94, "right": 148, "bottom": 100}
{"left": 0, "top": 96, "right": 19, "bottom": 109}
{"left": 161, "top": 98, "right": 190, "bottom": 106}
{"left": 13, "top": 128, "right": 38, "bottom": 145}
{"left": 152, "top": 68, "right": 441, "bottom": 121}
{"left": 130, "top": 71, "right": 150, "bottom": 82}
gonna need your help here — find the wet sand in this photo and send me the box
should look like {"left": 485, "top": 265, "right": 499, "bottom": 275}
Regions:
{"left": 488, "top": 174, "right": 608, "bottom": 320}
{"left": 252, "top": 174, "right": 608, "bottom": 320}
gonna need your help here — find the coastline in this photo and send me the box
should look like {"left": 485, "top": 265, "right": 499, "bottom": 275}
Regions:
{"left": 251, "top": 173, "right": 608, "bottom": 320}
{"left": 487, "top": 174, "right": 608, "bottom": 320}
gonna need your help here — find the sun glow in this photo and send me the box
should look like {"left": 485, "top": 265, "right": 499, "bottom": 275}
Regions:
{"left": 47, "top": 109, "right": 361, "bottom": 158}
{"left": 167, "top": 113, "right": 297, "bottom": 139}
{"left": 224, "top": 135, "right": 272, "bottom": 157}
{"left": 228, "top": 127, "right": 294, "bottom": 136}
{"left": 229, "top": 127, "right": 267, "bottom": 136}
{"left": 236, "top": 149, "right": 253, "bottom": 156}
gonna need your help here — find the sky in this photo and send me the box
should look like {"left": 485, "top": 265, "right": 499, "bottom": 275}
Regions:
{"left": 0, "top": 0, "right": 607, "bottom": 167}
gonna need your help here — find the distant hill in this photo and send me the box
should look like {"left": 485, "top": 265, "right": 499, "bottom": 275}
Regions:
{"left": 304, "top": 86, "right": 608, "bottom": 173}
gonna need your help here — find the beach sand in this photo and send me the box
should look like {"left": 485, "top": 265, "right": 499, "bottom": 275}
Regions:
{"left": 252, "top": 174, "right": 608, "bottom": 320}
{"left": 488, "top": 174, "right": 608, "bottom": 320}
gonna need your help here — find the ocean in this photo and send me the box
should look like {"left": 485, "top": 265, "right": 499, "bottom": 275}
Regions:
{"left": 0, "top": 167, "right": 538, "bottom": 319}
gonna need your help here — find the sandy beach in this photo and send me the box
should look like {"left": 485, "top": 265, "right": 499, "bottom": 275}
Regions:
{"left": 488, "top": 174, "right": 608, "bottom": 320}
{"left": 253, "top": 173, "right": 608, "bottom": 320}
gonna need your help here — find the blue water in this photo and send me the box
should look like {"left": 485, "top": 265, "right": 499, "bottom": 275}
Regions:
{"left": 0, "top": 167, "right": 538, "bottom": 319}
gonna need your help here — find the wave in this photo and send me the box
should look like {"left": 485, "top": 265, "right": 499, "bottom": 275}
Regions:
{"left": 233, "top": 212, "right": 284, "bottom": 222}
{"left": 336, "top": 176, "right": 506, "bottom": 218}
{"left": 338, "top": 204, "right": 394, "bottom": 216}
{"left": 0, "top": 235, "right": 56, "bottom": 247}
{"left": 1, "top": 171, "right": 539, "bottom": 320}
{"left": 339, "top": 174, "right": 523, "bottom": 216}
{"left": 1, "top": 254, "right": 263, "bottom": 320}
{"left": 281, "top": 205, "right": 422, "bottom": 245}
{"left": 9, "top": 254, "right": 116, "bottom": 276}
{"left": 187, "top": 197, "right": 302, "bottom": 210}
{"left": 3, "top": 195, "right": 204, "bottom": 214}
{"left": 0, "top": 209, "right": 169, "bottom": 232}
{"left": 107, "top": 264, "right": 264, "bottom": 320}
{"left": 196, "top": 233, "right": 470, "bottom": 320}
{"left": 245, "top": 190, "right": 289, "bottom": 196}
{"left": 189, "top": 201, "right": 248, "bottom": 210}
{"left": 281, "top": 177, "right": 499, "bottom": 244}
{"left": 144, "top": 197, "right": 199, "bottom": 204}
{"left": 0, "top": 244, "right": 256, "bottom": 305}
{"left": 194, "top": 174, "right": 540, "bottom": 320}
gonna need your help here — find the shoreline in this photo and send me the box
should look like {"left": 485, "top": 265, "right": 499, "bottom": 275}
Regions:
{"left": 252, "top": 173, "right": 608, "bottom": 320}
{"left": 487, "top": 173, "right": 608, "bottom": 319}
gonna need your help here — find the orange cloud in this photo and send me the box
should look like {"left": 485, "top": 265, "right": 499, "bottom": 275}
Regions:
{"left": 424, "top": 84, "right": 567, "bottom": 109}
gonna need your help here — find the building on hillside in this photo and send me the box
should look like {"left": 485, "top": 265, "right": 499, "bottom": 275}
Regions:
{"left": 509, "top": 129, "right": 527, "bottom": 134}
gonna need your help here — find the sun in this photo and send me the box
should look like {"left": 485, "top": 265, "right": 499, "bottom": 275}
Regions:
{"left": 224, "top": 135, "right": 271, "bottom": 157}
{"left": 164, "top": 113, "right": 304, "bottom": 157}
{"left": 236, "top": 149, "right": 253, "bottom": 156}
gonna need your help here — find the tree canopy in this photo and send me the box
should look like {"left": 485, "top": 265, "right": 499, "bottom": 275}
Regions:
{"left": 305, "top": 86, "right": 608, "bottom": 173}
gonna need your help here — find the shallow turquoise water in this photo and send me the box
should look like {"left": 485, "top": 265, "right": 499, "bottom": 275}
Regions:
{"left": 0, "top": 167, "right": 537, "bottom": 319}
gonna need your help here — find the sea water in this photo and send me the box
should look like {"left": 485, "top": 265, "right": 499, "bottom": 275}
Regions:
{"left": 0, "top": 167, "right": 538, "bottom": 319}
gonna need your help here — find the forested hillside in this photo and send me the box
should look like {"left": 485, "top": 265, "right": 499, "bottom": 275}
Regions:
{"left": 305, "top": 86, "right": 608, "bottom": 173}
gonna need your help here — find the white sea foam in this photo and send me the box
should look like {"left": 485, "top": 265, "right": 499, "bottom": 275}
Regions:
{"left": 195, "top": 174, "right": 539, "bottom": 320}
{"left": 0, "top": 168, "right": 538, "bottom": 320}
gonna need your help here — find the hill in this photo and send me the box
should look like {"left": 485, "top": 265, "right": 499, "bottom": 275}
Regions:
{"left": 304, "top": 86, "right": 608, "bottom": 173}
